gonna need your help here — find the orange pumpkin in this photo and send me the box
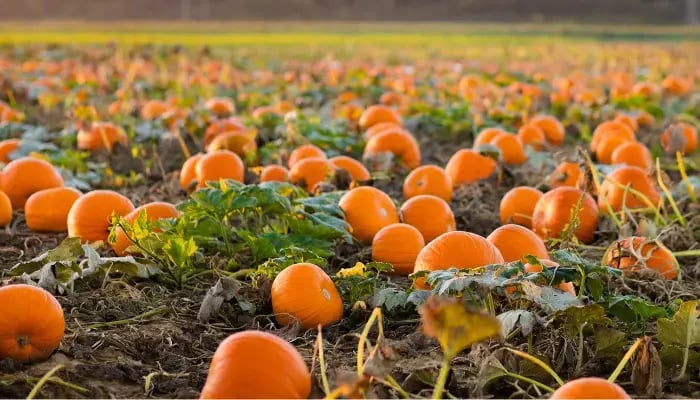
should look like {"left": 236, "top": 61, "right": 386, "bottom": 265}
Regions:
{"left": 140, "top": 99, "right": 169, "bottom": 120}
{"left": 517, "top": 124, "right": 546, "bottom": 150}
{"left": 0, "top": 138, "right": 20, "bottom": 163}
{"left": 200, "top": 330, "right": 311, "bottom": 399}
{"left": 660, "top": 123, "right": 698, "bottom": 155}
{"left": 413, "top": 231, "right": 504, "bottom": 289}
{"left": 550, "top": 377, "right": 629, "bottom": 399}
{"left": 25, "top": 187, "right": 82, "bottom": 232}
{"left": 532, "top": 187, "right": 599, "bottom": 244}
{"left": 0, "top": 284, "right": 65, "bottom": 363}
{"left": 529, "top": 115, "right": 565, "bottom": 145}
{"left": 402, "top": 165, "right": 453, "bottom": 202}
{"left": 523, "top": 259, "right": 575, "bottom": 295}
{"left": 271, "top": 263, "right": 343, "bottom": 330}
{"left": 546, "top": 161, "right": 581, "bottom": 189}
{"left": 289, "top": 157, "right": 334, "bottom": 192}
{"left": 76, "top": 122, "right": 128, "bottom": 151}
{"left": 358, "top": 105, "right": 402, "bottom": 129}
{"left": 400, "top": 195, "right": 455, "bottom": 243}
{"left": 613, "top": 114, "right": 639, "bottom": 133}
{"left": 339, "top": 186, "right": 399, "bottom": 244}
{"left": 363, "top": 129, "right": 421, "bottom": 170}
{"left": 372, "top": 223, "right": 425, "bottom": 276}
{"left": 487, "top": 224, "right": 549, "bottom": 263}
{"left": 598, "top": 166, "right": 660, "bottom": 212}
{"left": 179, "top": 153, "right": 204, "bottom": 192}
{"left": 205, "top": 131, "right": 257, "bottom": 159}
{"left": 203, "top": 118, "right": 247, "bottom": 148}
{"left": 196, "top": 150, "right": 245, "bottom": 189}
{"left": 590, "top": 121, "right": 635, "bottom": 152}
{"left": 490, "top": 133, "right": 527, "bottom": 165}
{"left": 260, "top": 165, "right": 290, "bottom": 183}
{"left": 0, "top": 190, "right": 11, "bottom": 227}
{"left": 204, "top": 97, "right": 235, "bottom": 117}
{"left": 110, "top": 202, "right": 179, "bottom": 256}
{"left": 603, "top": 236, "right": 678, "bottom": 280}
{"left": 364, "top": 122, "right": 402, "bottom": 139}
{"left": 67, "top": 190, "right": 135, "bottom": 243}
{"left": 0, "top": 157, "right": 64, "bottom": 209}
{"left": 287, "top": 144, "right": 326, "bottom": 169}
{"left": 329, "top": 156, "right": 370, "bottom": 183}
{"left": 499, "top": 186, "right": 543, "bottom": 228}
{"left": 595, "top": 135, "right": 633, "bottom": 164}
{"left": 610, "top": 141, "right": 653, "bottom": 170}
{"left": 473, "top": 127, "right": 505, "bottom": 147}
{"left": 445, "top": 149, "right": 497, "bottom": 186}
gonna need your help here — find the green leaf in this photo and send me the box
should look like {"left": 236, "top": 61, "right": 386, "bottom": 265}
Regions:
{"left": 593, "top": 327, "right": 627, "bottom": 359}
{"left": 162, "top": 237, "right": 198, "bottom": 267}
{"left": 657, "top": 300, "right": 700, "bottom": 348}
{"left": 605, "top": 295, "right": 669, "bottom": 324}
{"left": 556, "top": 304, "right": 613, "bottom": 339}
{"left": 371, "top": 287, "right": 410, "bottom": 312}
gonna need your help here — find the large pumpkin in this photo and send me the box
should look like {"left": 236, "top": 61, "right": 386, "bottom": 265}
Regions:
{"left": 0, "top": 157, "right": 64, "bottom": 209}
{"left": 598, "top": 165, "right": 661, "bottom": 212}
{"left": 196, "top": 150, "right": 245, "bottom": 189}
{"left": 271, "top": 263, "right": 343, "bottom": 330}
{"left": 486, "top": 224, "right": 549, "bottom": 263}
{"left": 67, "top": 190, "right": 135, "bottom": 243}
{"left": 200, "top": 330, "right": 311, "bottom": 399}
{"left": 399, "top": 194, "right": 455, "bottom": 243}
{"left": 372, "top": 223, "right": 425, "bottom": 276}
{"left": 603, "top": 236, "right": 679, "bottom": 280}
{"left": 0, "top": 284, "right": 65, "bottom": 362}
{"left": 25, "top": 187, "right": 82, "bottom": 232}
{"left": 339, "top": 186, "right": 399, "bottom": 244}
{"left": 532, "top": 187, "right": 599, "bottom": 244}
{"left": 109, "top": 202, "right": 179, "bottom": 256}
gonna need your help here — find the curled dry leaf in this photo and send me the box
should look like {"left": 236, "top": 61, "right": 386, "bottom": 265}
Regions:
{"left": 631, "top": 336, "right": 663, "bottom": 397}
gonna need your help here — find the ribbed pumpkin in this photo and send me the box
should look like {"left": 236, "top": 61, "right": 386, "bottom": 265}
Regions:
{"left": 598, "top": 165, "right": 660, "bottom": 212}
{"left": 487, "top": 224, "right": 549, "bottom": 263}
{"left": 532, "top": 187, "right": 599, "bottom": 244}
{"left": 200, "top": 331, "right": 311, "bottom": 399}
{"left": 289, "top": 157, "right": 334, "bottom": 192}
{"left": 271, "top": 263, "right": 343, "bottom": 330}
{"left": 0, "top": 190, "right": 11, "bottom": 227}
{"left": 76, "top": 122, "right": 128, "bottom": 151}
{"left": 110, "top": 202, "right": 179, "bottom": 256}
{"left": 67, "top": 190, "right": 135, "bottom": 243}
{"left": 0, "top": 284, "right": 65, "bottom": 363}
{"left": 329, "top": 156, "right": 370, "bottom": 183}
{"left": 25, "top": 187, "right": 82, "bottom": 232}
{"left": 372, "top": 223, "right": 425, "bottom": 275}
{"left": 363, "top": 129, "right": 421, "bottom": 170}
{"left": 445, "top": 149, "right": 497, "bottom": 186}
{"left": 499, "top": 186, "right": 543, "bottom": 228}
{"left": 179, "top": 153, "right": 204, "bottom": 192}
{"left": 339, "top": 186, "right": 399, "bottom": 244}
{"left": 196, "top": 150, "right": 245, "bottom": 189}
{"left": 0, "top": 157, "right": 64, "bottom": 209}
{"left": 287, "top": 144, "right": 326, "bottom": 169}
{"left": 603, "top": 237, "right": 679, "bottom": 280}
{"left": 413, "top": 231, "right": 504, "bottom": 289}
{"left": 400, "top": 195, "right": 455, "bottom": 243}
{"left": 260, "top": 165, "right": 290, "bottom": 183}
{"left": 403, "top": 165, "right": 453, "bottom": 202}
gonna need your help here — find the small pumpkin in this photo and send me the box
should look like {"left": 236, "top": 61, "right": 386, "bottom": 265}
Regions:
{"left": 413, "top": 231, "right": 504, "bottom": 289}
{"left": 400, "top": 195, "right": 455, "bottom": 243}
{"left": 329, "top": 156, "right": 370, "bottom": 183}
{"left": 287, "top": 144, "right": 326, "bottom": 169}
{"left": 402, "top": 165, "right": 453, "bottom": 202}
{"left": 610, "top": 141, "right": 653, "bottom": 170}
{"left": 203, "top": 118, "right": 247, "bottom": 148}
{"left": 110, "top": 202, "right": 179, "bottom": 256}
{"left": 603, "top": 236, "right": 678, "bottom": 280}
{"left": 0, "top": 157, "right": 64, "bottom": 209}
{"left": 517, "top": 124, "right": 546, "bottom": 150}
{"left": 546, "top": 161, "right": 582, "bottom": 189}
{"left": 529, "top": 115, "right": 565, "bottom": 145}
{"left": 140, "top": 99, "right": 169, "bottom": 120}
{"left": 358, "top": 105, "right": 402, "bottom": 130}
{"left": 550, "top": 377, "right": 629, "bottom": 400}
{"left": 76, "top": 122, "right": 128, "bottom": 151}
{"left": 200, "top": 330, "right": 311, "bottom": 399}
{"left": 179, "top": 153, "right": 204, "bottom": 192}
{"left": 590, "top": 121, "right": 635, "bottom": 152}
{"left": 0, "top": 284, "right": 65, "bottom": 363}
{"left": 0, "top": 138, "right": 20, "bottom": 163}
{"left": 363, "top": 129, "right": 421, "bottom": 170}
{"left": 445, "top": 149, "right": 497, "bottom": 187}
{"left": 371, "top": 223, "right": 425, "bottom": 276}
{"left": 0, "top": 190, "right": 11, "bottom": 227}
{"left": 205, "top": 131, "right": 257, "bottom": 159}
{"left": 196, "top": 150, "right": 245, "bottom": 189}
{"left": 499, "top": 186, "right": 543, "bottom": 228}
{"left": 25, "top": 187, "right": 82, "bottom": 232}
{"left": 598, "top": 165, "right": 660, "bottom": 212}
{"left": 490, "top": 133, "right": 527, "bottom": 165}
{"left": 204, "top": 97, "right": 235, "bottom": 117}
{"left": 532, "top": 187, "right": 599, "bottom": 244}
{"left": 486, "top": 224, "right": 549, "bottom": 263}
{"left": 339, "top": 186, "right": 399, "bottom": 244}
{"left": 67, "top": 190, "right": 135, "bottom": 243}
{"left": 289, "top": 157, "right": 334, "bottom": 192}
{"left": 260, "top": 165, "right": 290, "bottom": 183}
{"left": 473, "top": 127, "right": 505, "bottom": 147}
{"left": 271, "top": 263, "right": 343, "bottom": 330}
{"left": 660, "top": 122, "right": 698, "bottom": 155}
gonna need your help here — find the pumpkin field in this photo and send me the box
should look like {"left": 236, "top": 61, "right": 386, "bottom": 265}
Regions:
{"left": 1, "top": 23, "right": 700, "bottom": 399}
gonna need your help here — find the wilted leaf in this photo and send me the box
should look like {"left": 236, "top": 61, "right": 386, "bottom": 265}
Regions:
{"left": 594, "top": 327, "right": 627, "bottom": 359}
{"left": 198, "top": 278, "right": 244, "bottom": 322}
{"left": 519, "top": 281, "right": 582, "bottom": 313}
{"left": 556, "top": 304, "right": 612, "bottom": 339}
{"left": 419, "top": 296, "right": 501, "bottom": 359}
{"left": 370, "top": 287, "right": 410, "bottom": 312}
{"left": 497, "top": 310, "right": 536, "bottom": 338}
{"left": 631, "top": 336, "right": 663, "bottom": 397}
{"left": 476, "top": 355, "right": 509, "bottom": 396}
{"left": 657, "top": 300, "right": 700, "bottom": 348}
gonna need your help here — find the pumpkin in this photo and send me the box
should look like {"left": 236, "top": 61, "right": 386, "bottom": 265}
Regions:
{"left": 400, "top": 195, "right": 455, "bottom": 243}
{"left": 0, "top": 284, "right": 65, "bottom": 363}
{"left": 546, "top": 161, "right": 582, "bottom": 189}
{"left": 0, "top": 190, "right": 11, "bottom": 227}
{"left": 364, "top": 122, "right": 401, "bottom": 139}
{"left": 0, "top": 157, "right": 64, "bottom": 209}
{"left": 499, "top": 186, "right": 543, "bottom": 228}
{"left": 523, "top": 259, "right": 575, "bottom": 295}
{"left": 204, "top": 97, "right": 235, "bottom": 117}
{"left": 271, "top": 263, "right": 343, "bottom": 330}
{"left": 486, "top": 224, "right": 549, "bottom": 263}
{"left": 339, "top": 186, "right": 399, "bottom": 244}
{"left": 329, "top": 156, "right": 370, "bottom": 183}
{"left": 473, "top": 127, "right": 505, "bottom": 147}
{"left": 0, "top": 138, "right": 20, "bottom": 163}
{"left": 379, "top": 91, "right": 403, "bottom": 107}
{"left": 205, "top": 131, "right": 257, "bottom": 159}
{"left": 402, "top": 165, "right": 453, "bottom": 202}
{"left": 371, "top": 223, "right": 425, "bottom": 276}
{"left": 25, "top": 187, "right": 82, "bottom": 232}
{"left": 613, "top": 114, "right": 638, "bottom": 133}
{"left": 358, "top": 104, "right": 402, "bottom": 129}
{"left": 595, "top": 135, "right": 633, "bottom": 164}
{"left": 196, "top": 150, "right": 245, "bottom": 189}
{"left": 550, "top": 377, "right": 629, "bottom": 399}
{"left": 517, "top": 124, "right": 546, "bottom": 150}
{"left": 140, "top": 99, "right": 169, "bottom": 120}
{"left": 603, "top": 236, "right": 679, "bottom": 280}
{"left": 610, "top": 141, "right": 653, "bottom": 170}
{"left": 490, "top": 133, "right": 527, "bottom": 165}
{"left": 76, "top": 122, "right": 128, "bottom": 151}
{"left": 289, "top": 157, "right": 334, "bottom": 192}
{"left": 413, "top": 231, "right": 504, "bottom": 289}
{"left": 590, "top": 121, "right": 635, "bottom": 152}
{"left": 660, "top": 122, "right": 698, "bottom": 155}
{"left": 598, "top": 165, "right": 660, "bottom": 212}
{"left": 110, "top": 202, "right": 179, "bottom": 256}
{"left": 532, "top": 187, "right": 599, "bottom": 244}
{"left": 445, "top": 149, "right": 497, "bottom": 186}
{"left": 363, "top": 129, "right": 421, "bottom": 170}
{"left": 287, "top": 144, "right": 326, "bottom": 169}
{"left": 179, "top": 153, "right": 204, "bottom": 192}
{"left": 529, "top": 115, "right": 565, "bottom": 145}
{"left": 203, "top": 118, "right": 247, "bottom": 147}
{"left": 200, "top": 330, "right": 311, "bottom": 399}
{"left": 67, "top": 190, "right": 135, "bottom": 243}
{"left": 260, "top": 165, "right": 290, "bottom": 183}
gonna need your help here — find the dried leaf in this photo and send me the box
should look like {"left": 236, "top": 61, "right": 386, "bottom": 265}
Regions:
{"left": 197, "top": 278, "right": 244, "bottom": 322}
{"left": 497, "top": 310, "right": 536, "bottom": 338}
{"left": 631, "top": 336, "right": 663, "bottom": 397}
